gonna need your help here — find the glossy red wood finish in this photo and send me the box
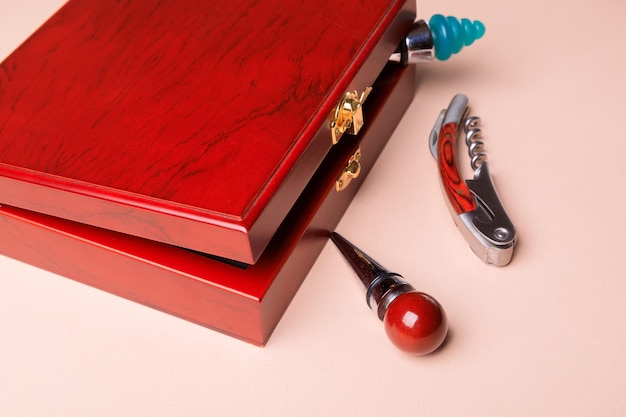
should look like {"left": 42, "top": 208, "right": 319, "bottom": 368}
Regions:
{"left": 383, "top": 291, "right": 447, "bottom": 355}
{"left": 0, "top": 0, "right": 414, "bottom": 264}
{"left": 437, "top": 122, "right": 477, "bottom": 214}
{"left": 0, "top": 64, "right": 416, "bottom": 345}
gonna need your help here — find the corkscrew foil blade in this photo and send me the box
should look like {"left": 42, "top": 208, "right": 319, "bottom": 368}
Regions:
{"left": 429, "top": 94, "right": 517, "bottom": 266}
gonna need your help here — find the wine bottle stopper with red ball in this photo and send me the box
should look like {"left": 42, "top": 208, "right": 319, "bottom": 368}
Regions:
{"left": 330, "top": 232, "right": 448, "bottom": 355}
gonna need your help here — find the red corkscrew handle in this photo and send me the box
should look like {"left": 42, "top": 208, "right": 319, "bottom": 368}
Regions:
{"left": 383, "top": 291, "right": 448, "bottom": 355}
{"left": 437, "top": 122, "right": 476, "bottom": 214}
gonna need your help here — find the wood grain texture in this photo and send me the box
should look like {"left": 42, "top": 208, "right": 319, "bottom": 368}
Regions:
{"left": 0, "top": 64, "right": 416, "bottom": 345}
{"left": 0, "top": 0, "right": 413, "bottom": 262}
{"left": 437, "top": 122, "right": 477, "bottom": 214}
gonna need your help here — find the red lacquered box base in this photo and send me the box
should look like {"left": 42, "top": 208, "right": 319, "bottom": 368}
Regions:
{"left": 0, "top": 65, "right": 415, "bottom": 345}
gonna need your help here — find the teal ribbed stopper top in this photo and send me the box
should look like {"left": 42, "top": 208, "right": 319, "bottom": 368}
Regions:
{"left": 429, "top": 15, "right": 486, "bottom": 61}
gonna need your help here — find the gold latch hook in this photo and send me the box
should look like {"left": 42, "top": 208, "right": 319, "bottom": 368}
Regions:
{"left": 336, "top": 147, "right": 362, "bottom": 192}
{"left": 330, "top": 87, "right": 372, "bottom": 144}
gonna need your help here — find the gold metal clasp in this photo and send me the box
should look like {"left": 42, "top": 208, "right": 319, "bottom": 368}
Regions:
{"left": 330, "top": 87, "right": 372, "bottom": 144}
{"left": 336, "top": 147, "right": 362, "bottom": 192}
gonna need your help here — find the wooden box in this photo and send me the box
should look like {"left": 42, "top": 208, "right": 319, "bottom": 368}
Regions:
{"left": 0, "top": 0, "right": 416, "bottom": 345}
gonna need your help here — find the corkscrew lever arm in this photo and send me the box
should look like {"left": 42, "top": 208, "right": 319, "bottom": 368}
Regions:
{"left": 429, "top": 94, "right": 517, "bottom": 267}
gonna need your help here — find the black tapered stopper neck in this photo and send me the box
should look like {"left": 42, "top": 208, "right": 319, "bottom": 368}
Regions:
{"left": 330, "top": 232, "right": 390, "bottom": 290}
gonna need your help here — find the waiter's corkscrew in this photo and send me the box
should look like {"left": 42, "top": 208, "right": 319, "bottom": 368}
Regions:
{"left": 429, "top": 94, "right": 517, "bottom": 266}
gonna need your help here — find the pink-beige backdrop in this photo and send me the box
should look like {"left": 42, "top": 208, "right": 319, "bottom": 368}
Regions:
{"left": 1, "top": 0, "right": 625, "bottom": 416}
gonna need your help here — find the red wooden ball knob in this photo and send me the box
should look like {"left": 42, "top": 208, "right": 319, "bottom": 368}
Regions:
{"left": 383, "top": 291, "right": 448, "bottom": 355}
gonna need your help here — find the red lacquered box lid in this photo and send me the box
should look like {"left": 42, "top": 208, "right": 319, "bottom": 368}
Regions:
{"left": 0, "top": 0, "right": 413, "bottom": 264}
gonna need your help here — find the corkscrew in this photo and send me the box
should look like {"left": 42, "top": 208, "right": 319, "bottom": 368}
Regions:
{"left": 429, "top": 94, "right": 517, "bottom": 266}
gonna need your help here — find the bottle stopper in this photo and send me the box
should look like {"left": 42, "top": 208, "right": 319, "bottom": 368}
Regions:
{"left": 330, "top": 233, "right": 448, "bottom": 355}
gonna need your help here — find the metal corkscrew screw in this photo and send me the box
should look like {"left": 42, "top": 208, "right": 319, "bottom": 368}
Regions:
{"left": 330, "top": 232, "right": 448, "bottom": 355}
{"left": 464, "top": 116, "right": 487, "bottom": 171}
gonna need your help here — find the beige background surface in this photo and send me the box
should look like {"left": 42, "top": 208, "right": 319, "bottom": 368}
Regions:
{"left": 2, "top": 0, "right": 625, "bottom": 415}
